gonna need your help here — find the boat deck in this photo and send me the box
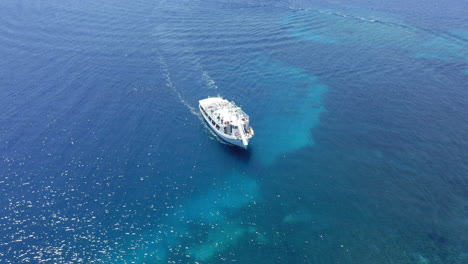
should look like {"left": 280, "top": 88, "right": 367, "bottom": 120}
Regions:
{"left": 199, "top": 97, "right": 249, "bottom": 125}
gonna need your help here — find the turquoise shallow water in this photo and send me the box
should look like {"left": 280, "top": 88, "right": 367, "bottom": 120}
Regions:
{"left": 0, "top": 0, "right": 467, "bottom": 263}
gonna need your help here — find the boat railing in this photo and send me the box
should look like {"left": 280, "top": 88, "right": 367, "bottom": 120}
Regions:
{"left": 226, "top": 103, "right": 249, "bottom": 119}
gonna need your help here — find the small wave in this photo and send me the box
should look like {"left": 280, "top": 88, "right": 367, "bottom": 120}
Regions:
{"left": 318, "top": 10, "right": 381, "bottom": 23}
{"left": 288, "top": 6, "right": 304, "bottom": 12}
{"left": 356, "top": 16, "right": 376, "bottom": 22}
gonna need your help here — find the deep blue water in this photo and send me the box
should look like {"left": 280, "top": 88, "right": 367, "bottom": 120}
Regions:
{"left": 1, "top": 0, "right": 467, "bottom": 263}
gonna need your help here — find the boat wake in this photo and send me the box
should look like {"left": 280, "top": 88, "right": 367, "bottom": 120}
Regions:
{"left": 202, "top": 71, "right": 218, "bottom": 89}
{"left": 316, "top": 9, "right": 468, "bottom": 46}
{"left": 158, "top": 55, "right": 230, "bottom": 146}
{"left": 158, "top": 56, "right": 198, "bottom": 116}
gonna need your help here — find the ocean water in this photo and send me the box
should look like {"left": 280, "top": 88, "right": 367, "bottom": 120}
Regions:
{"left": 0, "top": 0, "right": 467, "bottom": 263}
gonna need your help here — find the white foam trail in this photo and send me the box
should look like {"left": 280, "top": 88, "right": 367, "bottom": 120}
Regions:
{"left": 190, "top": 55, "right": 219, "bottom": 91}
{"left": 202, "top": 71, "right": 218, "bottom": 89}
{"left": 158, "top": 56, "right": 198, "bottom": 116}
{"left": 158, "top": 56, "right": 229, "bottom": 145}
{"left": 317, "top": 8, "right": 467, "bottom": 46}
{"left": 318, "top": 10, "right": 379, "bottom": 23}
{"left": 357, "top": 16, "right": 376, "bottom": 22}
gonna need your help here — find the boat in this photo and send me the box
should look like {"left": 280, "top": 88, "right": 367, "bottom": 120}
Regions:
{"left": 199, "top": 97, "right": 254, "bottom": 149}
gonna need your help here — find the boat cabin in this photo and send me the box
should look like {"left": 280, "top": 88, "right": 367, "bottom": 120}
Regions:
{"left": 199, "top": 98, "right": 251, "bottom": 138}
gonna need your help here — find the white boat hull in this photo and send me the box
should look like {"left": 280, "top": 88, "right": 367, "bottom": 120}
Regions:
{"left": 199, "top": 104, "right": 249, "bottom": 149}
